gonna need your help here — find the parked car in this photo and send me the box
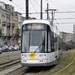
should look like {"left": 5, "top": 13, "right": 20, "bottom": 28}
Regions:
{"left": 2, "top": 45, "right": 9, "bottom": 52}
{"left": 13, "top": 45, "right": 19, "bottom": 51}
{"left": 0, "top": 47, "right": 2, "bottom": 54}
{"left": 1, "top": 46, "right": 6, "bottom": 52}
{"left": 8, "top": 45, "right": 14, "bottom": 51}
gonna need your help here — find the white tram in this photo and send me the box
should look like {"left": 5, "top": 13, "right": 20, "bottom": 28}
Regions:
{"left": 21, "top": 19, "right": 59, "bottom": 66}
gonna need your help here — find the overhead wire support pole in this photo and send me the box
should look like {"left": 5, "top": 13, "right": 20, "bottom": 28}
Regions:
{"left": 48, "top": 9, "right": 57, "bottom": 26}
{"left": 45, "top": 3, "right": 49, "bottom": 19}
{"left": 52, "top": 10, "right": 54, "bottom": 26}
{"left": 26, "top": 0, "right": 29, "bottom": 19}
{"left": 41, "top": 0, "right": 42, "bottom": 19}
{"left": 47, "top": 3, "right": 49, "bottom": 19}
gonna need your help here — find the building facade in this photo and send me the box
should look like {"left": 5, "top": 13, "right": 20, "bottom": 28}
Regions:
{"left": 14, "top": 12, "right": 25, "bottom": 45}
{"left": 60, "top": 32, "right": 72, "bottom": 42}
{"left": 73, "top": 25, "right": 75, "bottom": 42}
{"left": 0, "top": 1, "right": 24, "bottom": 46}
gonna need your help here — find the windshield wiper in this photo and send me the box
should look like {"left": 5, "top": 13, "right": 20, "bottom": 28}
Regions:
{"left": 34, "top": 37, "right": 45, "bottom": 53}
{"left": 34, "top": 43, "right": 43, "bottom": 52}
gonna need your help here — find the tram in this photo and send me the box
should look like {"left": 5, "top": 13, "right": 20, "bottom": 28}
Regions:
{"left": 21, "top": 19, "right": 59, "bottom": 66}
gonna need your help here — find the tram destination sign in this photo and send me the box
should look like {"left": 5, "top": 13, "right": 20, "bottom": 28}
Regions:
{"left": 22, "top": 23, "right": 47, "bottom": 30}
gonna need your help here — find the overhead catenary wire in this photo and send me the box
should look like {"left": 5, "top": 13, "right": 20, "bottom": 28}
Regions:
{"left": 34, "top": 0, "right": 40, "bottom": 7}
{"left": 34, "top": 0, "right": 46, "bottom": 11}
{"left": 55, "top": 22, "right": 75, "bottom": 24}
{"left": 48, "top": 1, "right": 69, "bottom": 11}
{"left": 30, "top": 0, "right": 37, "bottom": 13}
{"left": 55, "top": 18, "right": 75, "bottom": 20}
{"left": 50, "top": 0, "right": 75, "bottom": 9}
{"left": 54, "top": 20, "right": 63, "bottom": 32}
{"left": 9, "top": 0, "right": 75, "bottom": 19}
{"left": 21, "top": 11, "right": 75, "bottom": 14}
{"left": 29, "top": 0, "right": 40, "bottom": 18}
{"left": 9, "top": 0, "right": 75, "bottom": 25}
{"left": 55, "top": 11, "right": 75, "bottom": 13}
{"left": 48, "top": 0, "right": 75, "bottom": 19}
{"left": 10, "top": 1, "right": 24, "bottom": 12}
{"left": 54, "top": 17, "right": 75, "bottom": 25}
{"left": 8, "top": 0, "right": 74, "bottom": 34}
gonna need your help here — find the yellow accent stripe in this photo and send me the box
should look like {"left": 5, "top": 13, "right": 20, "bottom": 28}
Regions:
{"left": 30, "top": 52, "right": 36, "bottom": 60}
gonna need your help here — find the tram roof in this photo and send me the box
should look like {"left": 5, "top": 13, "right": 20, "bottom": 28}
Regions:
{"left": 22, "top": 19, "right": 54, "bottom": 32}
{"left": 23, "top": 19, "right": 51, "bottom": 25}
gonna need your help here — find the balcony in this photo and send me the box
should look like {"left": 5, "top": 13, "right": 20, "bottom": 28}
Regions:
{"left": 7, "top": 23, "right": 10, "bottom": 28}
{"left": 2, "top": 22, "right": 6, "bottom": 26}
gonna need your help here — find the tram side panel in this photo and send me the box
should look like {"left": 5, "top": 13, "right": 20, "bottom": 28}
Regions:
{"left": 47, "top": 30, "right": 57, "bottom": 65}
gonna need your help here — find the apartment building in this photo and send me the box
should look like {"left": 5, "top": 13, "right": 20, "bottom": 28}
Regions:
{"left": 60, "top": 32, "right": 72, "bottom": 42}
{"left": 14, "top": 12, "right": 25, "bottom": 45}
{"left": 6, "top": 4, "right": 15, "bottom": 45}
{"left": 73, "top": 25, "right": 75, "bottom": 42}
{"left": 0, "top": 1, "right": 8, "bottom": 45}
{"left": 0, "top": 1, "right": 25, "bottom": 46}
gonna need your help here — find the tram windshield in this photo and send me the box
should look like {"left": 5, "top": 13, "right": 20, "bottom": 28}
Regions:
{"left": 22, "top": 30, "right": 47, "bottom": 53}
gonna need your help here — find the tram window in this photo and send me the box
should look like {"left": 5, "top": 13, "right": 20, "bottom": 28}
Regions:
{"left": 22, "top": 30, "right": 47, "bottom": 53}
{"left": 30, "top": 31, "right": 44, "bottom": 46}
{"left": 50, "top": 32, "right": 55, "bottom": 52}
{"left": 48, "top": 32, "right": 51, "bottom": 52}
{"left": 22, "top": 31, "right": 29, "bottom": 52}
{"left": 51, "top": 40, "right": 55, "bottom": 50}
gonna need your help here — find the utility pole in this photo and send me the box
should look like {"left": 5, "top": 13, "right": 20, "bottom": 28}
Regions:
{"left": 48, "top": 9, "right": 56, "bottom": 26}
{"left": 41, "top": 0, "right": 42, "bottom": 19}
{"left": 45, "top": 3, "right": 49, "bottom": 19}
{"left": 26, "top": 0, "right": 29, "bottom": 19}
{"left": 47, "top": 3, "right": 49, "bottom": 19}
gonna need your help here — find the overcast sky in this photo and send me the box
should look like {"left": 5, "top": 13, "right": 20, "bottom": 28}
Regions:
{"left": 1, "top": 0, "right": 75, "bottom": 33}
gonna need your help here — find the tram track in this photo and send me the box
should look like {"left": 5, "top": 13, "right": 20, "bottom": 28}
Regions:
{"left": 20, "top": 65, "right": 56, "bottom": 75}
{"left": 0, "top": 63, "right": 56, "bottom": 75}
{"left": 20, "top": 67, "right": 43, "bottom": 75}
{"left": 0, "top": 58, "right": 21, "bottom": 69}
